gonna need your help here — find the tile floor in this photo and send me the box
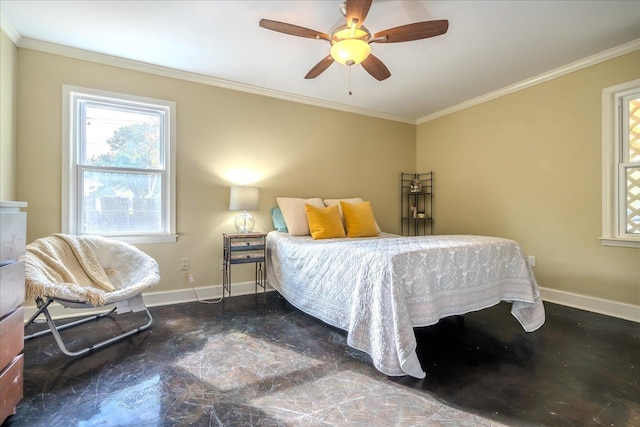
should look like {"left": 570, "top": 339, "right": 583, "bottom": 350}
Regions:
{"left": 3, "top": 293, "right": 639, "bottom": 426}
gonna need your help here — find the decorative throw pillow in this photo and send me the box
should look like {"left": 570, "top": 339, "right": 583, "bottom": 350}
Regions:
{"left": 304, "top": 204, "right": 346, "bottom": 240}
{"left": 271, "top": 207, "right": 288, "bottom": 232}
{"left": 339, "top": 200, "right": 379, "bottom": 238}
{"left": 276, "top": 197, "right": 325, "bottom": 236}
{"left": 323, "top": 198, "right": 382, "bottom": 233}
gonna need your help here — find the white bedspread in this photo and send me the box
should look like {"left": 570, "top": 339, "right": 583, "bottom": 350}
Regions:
{"left": 266, "top": 232, "right": 545, "bottom": 379}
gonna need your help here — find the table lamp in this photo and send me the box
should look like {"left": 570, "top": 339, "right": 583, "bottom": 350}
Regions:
{"left": 229, "top": 186, "right": 259, "bottom": 233}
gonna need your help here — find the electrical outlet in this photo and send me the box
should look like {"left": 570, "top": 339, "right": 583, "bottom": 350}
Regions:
{"left": 527, "top": 255, "right": 536, "bottom": 267}
{"left": 181, "top": 258, "right": 189, "bottom": 270}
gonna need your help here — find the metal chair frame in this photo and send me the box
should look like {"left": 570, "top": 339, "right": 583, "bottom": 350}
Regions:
{"left": 24, "top": 296, "right": 153, "bottom": 357}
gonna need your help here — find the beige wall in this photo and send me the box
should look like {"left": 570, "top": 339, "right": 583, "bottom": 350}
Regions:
{"left": 0, "top": 29, "right": 18, "bottom": 200}
{"left": 15, "top": 48, "right": 415, "bottom": 293}
{"left": 417, "top": 52, "right": 640, "bottom": 306}
{"left": 10, "top": 38, "right": 639, "bottom": 308}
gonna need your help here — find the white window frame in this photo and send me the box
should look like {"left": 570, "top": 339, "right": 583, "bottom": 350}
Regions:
{"left": 62, "top": 85, "right": 177, "bottom": 243}
{"left": 601, "top": 79, "right": 640, "bottom": 248}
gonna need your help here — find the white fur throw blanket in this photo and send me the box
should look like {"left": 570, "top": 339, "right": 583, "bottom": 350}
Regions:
{"left": 25, "top": 234, "right": 159, "bottom": 307}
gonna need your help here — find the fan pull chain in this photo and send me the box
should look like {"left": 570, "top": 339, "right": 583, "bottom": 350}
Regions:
{"left": 348, "top": 66, "right": 353, "bottom": 96}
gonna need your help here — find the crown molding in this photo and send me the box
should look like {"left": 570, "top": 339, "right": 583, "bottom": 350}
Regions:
{"left": 5, "top": 26, "right": 638, "bottom": 127}
{"left": 0, "top": 13, "right": 21, "bottom": 44}
{"left": 16, "top": 37, "right": 415, "bottom": 125}
{"left": 417, "top": 38, "right": 640, "bottom": 124}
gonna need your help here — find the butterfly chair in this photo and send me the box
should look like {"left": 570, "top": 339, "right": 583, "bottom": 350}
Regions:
{"left": 24, "top": 234, "right": 160, "bottom": 356}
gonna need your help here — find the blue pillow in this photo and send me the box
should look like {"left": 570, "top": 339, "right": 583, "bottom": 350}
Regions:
{"left": 271, "top": 207, "right": 288, "bottom": 232}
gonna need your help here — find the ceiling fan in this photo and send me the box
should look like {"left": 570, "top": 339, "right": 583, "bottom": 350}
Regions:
{"left": 259, "top": 0, "right": 449, "bottom": 81}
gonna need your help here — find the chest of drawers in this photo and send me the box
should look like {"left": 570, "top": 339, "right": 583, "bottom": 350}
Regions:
{"left": 0, "top": 201, "right": 27, "bottom": 424}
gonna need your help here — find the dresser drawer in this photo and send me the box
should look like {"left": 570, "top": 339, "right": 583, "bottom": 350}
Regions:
{"left": 0, "top": 354, "right": 23, "bottom": 424}
{"left": 0, "top": 307, "right": 24, "bottom": 371}
{"left": 229, "top": 240, "right": 265, "bottom": 251}
{"left": 0, "top": 211, "right": 26, "bottom": 264}
{"left": 230, "top": 251, "right": 265, "bottom": 264}
{"left": 0, "top": 261, "right": 25, "bottom": 318}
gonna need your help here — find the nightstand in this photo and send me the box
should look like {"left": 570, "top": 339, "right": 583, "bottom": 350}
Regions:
{"left": 222, "top": 232, "right": 266, "bottom": 302}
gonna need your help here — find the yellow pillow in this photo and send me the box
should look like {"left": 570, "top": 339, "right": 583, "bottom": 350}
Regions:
{"left": 323, "top": 197, "right": 382, "bottom": 233}
{"left": 340, "top": 201, "right": 379, "bottom": 238}
{"left": 305, "top": 204, "right": 346, "bottom": 240}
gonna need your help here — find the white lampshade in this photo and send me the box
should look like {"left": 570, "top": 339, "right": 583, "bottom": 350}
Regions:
{"left": 229, "top": 186, "right": 259, "bottom": 233}
{"left": 229, "top": 186, "right": 259, "bottom": 211}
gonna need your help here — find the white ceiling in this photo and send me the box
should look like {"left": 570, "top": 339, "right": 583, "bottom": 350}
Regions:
{"left": 1, "top": 1, "right": 639, "bottom": 123}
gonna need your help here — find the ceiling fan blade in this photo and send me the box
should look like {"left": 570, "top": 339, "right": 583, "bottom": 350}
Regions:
{"left": 361, "top": 54, "right": 391, "bottom": 81}
{"left": 345, "top": 0, "right": 372, "bottom": 28}
{"left": 259, "top": 19, "right": 331, "bottom": 41}
{"left": 305, "top": 55, "right": 335, "bottom": 79}
{"left": 373, "top": 20, "right": 449, "bottom": 43}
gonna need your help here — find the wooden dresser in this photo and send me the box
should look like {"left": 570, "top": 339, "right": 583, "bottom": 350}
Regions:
{"left": 0, "top": 201, "right": 27, "bottom": 424}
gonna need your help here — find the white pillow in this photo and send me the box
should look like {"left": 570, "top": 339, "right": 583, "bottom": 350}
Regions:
{"left": 323, "top": 198, "right": 382, "bottom": 233}
{"left": 276, "top": 197, "right": 325, "bottom": 236}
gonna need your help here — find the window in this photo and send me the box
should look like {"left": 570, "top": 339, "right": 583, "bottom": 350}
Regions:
{"left": 63, "top": 86, "right": 176, "bottom": 243}
{"left": 601, "top": 79, "right": 640, "bottom": 248}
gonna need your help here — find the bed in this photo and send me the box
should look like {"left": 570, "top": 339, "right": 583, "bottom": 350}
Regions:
{"left": 265, "top": 229, "right": 545, "bottom": 379}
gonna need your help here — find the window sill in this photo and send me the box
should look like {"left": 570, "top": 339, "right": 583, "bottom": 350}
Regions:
{"left": 108, "top": 234, "right": 178, "bottom": 245}
{"left": 599, "top": 237, "right": 640, "bottom": 248}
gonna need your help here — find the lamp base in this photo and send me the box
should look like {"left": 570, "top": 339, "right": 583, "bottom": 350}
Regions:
{"left": 234, "top": 211, "right": 255, "bottom": 233}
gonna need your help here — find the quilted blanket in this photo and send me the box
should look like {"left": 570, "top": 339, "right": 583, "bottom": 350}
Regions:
{"left": 266, "top": 232, "right": 545, "bottom": 379}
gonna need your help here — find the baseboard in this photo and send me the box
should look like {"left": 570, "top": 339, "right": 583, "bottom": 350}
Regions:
{"left": 539, "top": 287, "right": 639, "bottom": 323}
{"left": 23, "top": 281, "right": 273, "bottom": 321}
{"left": 24, "top": 283, "right": 638, "bottom": 324}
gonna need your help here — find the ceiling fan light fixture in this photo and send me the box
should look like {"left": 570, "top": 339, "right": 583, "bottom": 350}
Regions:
{"left": 259, "top": 1, "right": 448, "bottom": 81}
{"left": 333, "top": 25, "right": 368, "bottom": 41}
{"left": 330, "top": 39, "right": 371, "bottom": 66}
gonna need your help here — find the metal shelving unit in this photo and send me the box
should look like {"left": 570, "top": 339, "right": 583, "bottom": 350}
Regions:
{"left": 401, "top": 172, "right": 433, "bottom": 236}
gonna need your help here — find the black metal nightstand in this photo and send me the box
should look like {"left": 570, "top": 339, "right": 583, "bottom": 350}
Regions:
{"left": 222, "top": 232, "right": 266, "bottom": 302}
